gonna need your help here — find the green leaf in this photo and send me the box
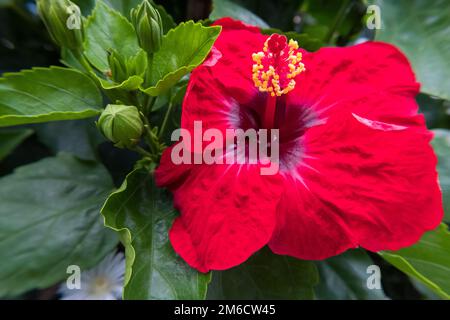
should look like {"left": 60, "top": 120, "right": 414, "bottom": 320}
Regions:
{"left": 219, "top": 0, "right": 302, "bottom": 31}
{"left": 150, "top": 78, "right": 188, "bottom": 113}
{"left": 207, "top": 247, "right": 318, "bottom": 299}
{"left": 210, "top": 0, "right": 269, "bottom": 28}
{"left": 99, "top": 75, "right": 144, "bottom": 91}
{"left": 0, "top": 153, "right": 118, "bottom": 297}
{"left": 431, "top": 129, "right": 450, "bottom": 222}
{"left": 0, "top": 0, "right": 13, "bottom": 7}
{"left": 411, "top": 278, "right": 441, "bottom": 300}
{"left": 0, "top": 67, "right": 102, "bottom": 127}
{"left": 34, "top": 119, "right": 104, "bottom": 161}
{"left": 373, "top": 0, "right": 450, "bottom": 100}
{"left": 0, "top": 128, "right": 33, "bottom": 161}
{"left": 104, "top": 0, "right": 142, "bottom": 17}
{"left": 379, "top": 224, "right": 450, "bottom": 300}
{"left": 101, "top": 168, "right": 210, "bottom": 299}
{"left": 315, "top": 249, "right": 387, "bottom": 299}
{"left": 84, "top": 0, "right": 141, "bottom": 72}
{"left": 171, "top": 81, "right": 188, "bottom": 106}
{"left": 284, "top": 32, "right": 323, "bottom": 52}
{"left": 97, "top": 49, "right": 147, "bottom": 91}
{"left": 302, "top": 0, "right": 365, "bottom": 43}
{"left": 417, "top": 94, "right": 450, "bottom": 129}
{"left": 141, "top": 21, "right": 221, "bottom": 96}
{"left": 61, "top": 47, "right": 85, "bottom": 72}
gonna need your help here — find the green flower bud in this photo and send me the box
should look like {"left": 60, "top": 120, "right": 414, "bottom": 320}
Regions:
{"left": 97, "top": 105, "right": 144, "bottom": 149}
{"left": 131, "top": 0, "right": 163, "bottom": 54}
{"left": 107, "top": 49, "right": 128, "bottom": 83}
{"left": 37, "top": 0, "right": 84, "bottom": 50}
{"left": 128, "top": 50, "right": 148, "bottom": 78}
{"left": 106, "top": 49, "right": 147, "bottom": 83}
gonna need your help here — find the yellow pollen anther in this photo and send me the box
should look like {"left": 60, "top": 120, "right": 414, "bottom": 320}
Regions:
{"left": 289, "top": 39, "right": 299, "bottom": 50}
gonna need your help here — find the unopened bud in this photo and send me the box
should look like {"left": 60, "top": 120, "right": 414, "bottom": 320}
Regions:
{"left": 37, "top": 0, "right": 84, "bottom": 50}
{"left": 106, "top": 49, "right": 147, "bottom": 83}
{"left": 107, "top": 50, "right": 128, "bottom": 83}
{"left": 131, "top": 0, "right": 163, "bottom": 54}
{"left": 97, "top": 105, "right": 144, "bottom": 149}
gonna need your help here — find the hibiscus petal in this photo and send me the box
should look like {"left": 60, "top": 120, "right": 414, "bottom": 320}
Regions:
{"left": 155, "top": 20, "right": 283, "bottom": 272}
{"left": 289, "top": 41, "right": 420, "bottom": 124}
{"left": 154, "top": 144, "right": 192, "bottom": 190}
{"left": 156, "top": 161, "right": 282, "bottom": 272}
{"left": 212, "top": 17, "right": 261, "bottom": 33}
{"left": 180, "top": 18, "right": 268, "bottom": 134}
{"left": 269, "top": 112, "right": 443, "bottom": 259}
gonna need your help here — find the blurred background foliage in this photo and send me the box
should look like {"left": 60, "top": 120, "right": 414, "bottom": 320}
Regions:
{"left": 0, "top": 0, "right": 449, "bottom": 300}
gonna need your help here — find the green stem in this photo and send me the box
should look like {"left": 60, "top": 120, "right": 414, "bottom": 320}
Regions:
{"left": 143, "top": 95, "right": 156, "bottom": 115}
{"left": 144, "top": 126, "right": 157, "bottom": 154}
{"left": 145, "top": 52, "right": 154, "bottom": 87}
{"left": 324, "top": 0, "right": 352, "bottom": 44}
{"left": 128, "top": 91, "right": 141, "bottom": 108}
{"left": 131, "top": 145, "right": 153, "bottom": 158}
{"left": 73, "top": 49, "right": 95, "bottom": 74}
{"left": 159, "top": 102, "right": 175, "bottom": 139}
{"left": 139, "top": 112, "right": 160, "bottom": 156}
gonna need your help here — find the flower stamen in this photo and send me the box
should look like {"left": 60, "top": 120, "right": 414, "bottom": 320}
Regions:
{"left": 252, "top": 34, "right": 306, "bottom": 129}
{"left": 252, "top": 34, "right": 306, "bottom": 97}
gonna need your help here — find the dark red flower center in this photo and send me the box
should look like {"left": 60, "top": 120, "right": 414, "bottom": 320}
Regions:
{"left": 228, "top": 34, "right": 308, "bottom": 170}
{"left": 234, "top": 92, "right": 318, "bottom": 171}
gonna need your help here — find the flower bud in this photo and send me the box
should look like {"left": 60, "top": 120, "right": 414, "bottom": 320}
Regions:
{"left": 107, "top": 49, "right": 128, "bottom": 83}
{"left": 97, "top": 105, "right": 144, "bottom": 149}
{"left": 131, "top": 0, "right": 163, "bottom": 54}
{"left": 106, "top": 49, "right": 147, "bottom": 83}
{"left": 37, "top": 0, "right": 84, "bottom": 50}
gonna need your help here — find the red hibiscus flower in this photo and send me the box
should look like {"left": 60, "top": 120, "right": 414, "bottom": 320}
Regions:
{"left": 155, "top": 18, "right": 443, "bottom": 273}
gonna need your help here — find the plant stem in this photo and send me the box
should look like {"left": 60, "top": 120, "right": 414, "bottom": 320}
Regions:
{"left": 139, "top": 112, "right": 161, "bottom": 156}
{"left": 145, "top": 126, "right": 158, "bottom": 154}
{"left": 324, "top": 0, "right": 352, "bottom": 44}
{"left": 128, "top": 91, "right": 141, "bottom": 108}
{"left": 158, "top": 102, "right": 175, "bottom": 139}
{"left": 145, "top": 52, "right": 154, "bottom": 87}
{"left": 131, "top": 145, "right": 153, "bottom": 158}
{"left": 73, "top": 49, "right": 95, "bottom": 74}
{"left": 143, "top": 95, "right": 156, "bottom": 115}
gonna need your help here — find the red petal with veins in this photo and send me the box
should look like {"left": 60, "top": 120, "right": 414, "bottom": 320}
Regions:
{"left": 289, "top": 42, "right": 420, "bottom": 122}
{"left": 269, "top": 113, "right": 443, "bottom": 259}
{"left": 169, "top": 164, "right": 282, "bottom": 272}
{"left": 181, "top": 18, "right": 267, "bottom": 137}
